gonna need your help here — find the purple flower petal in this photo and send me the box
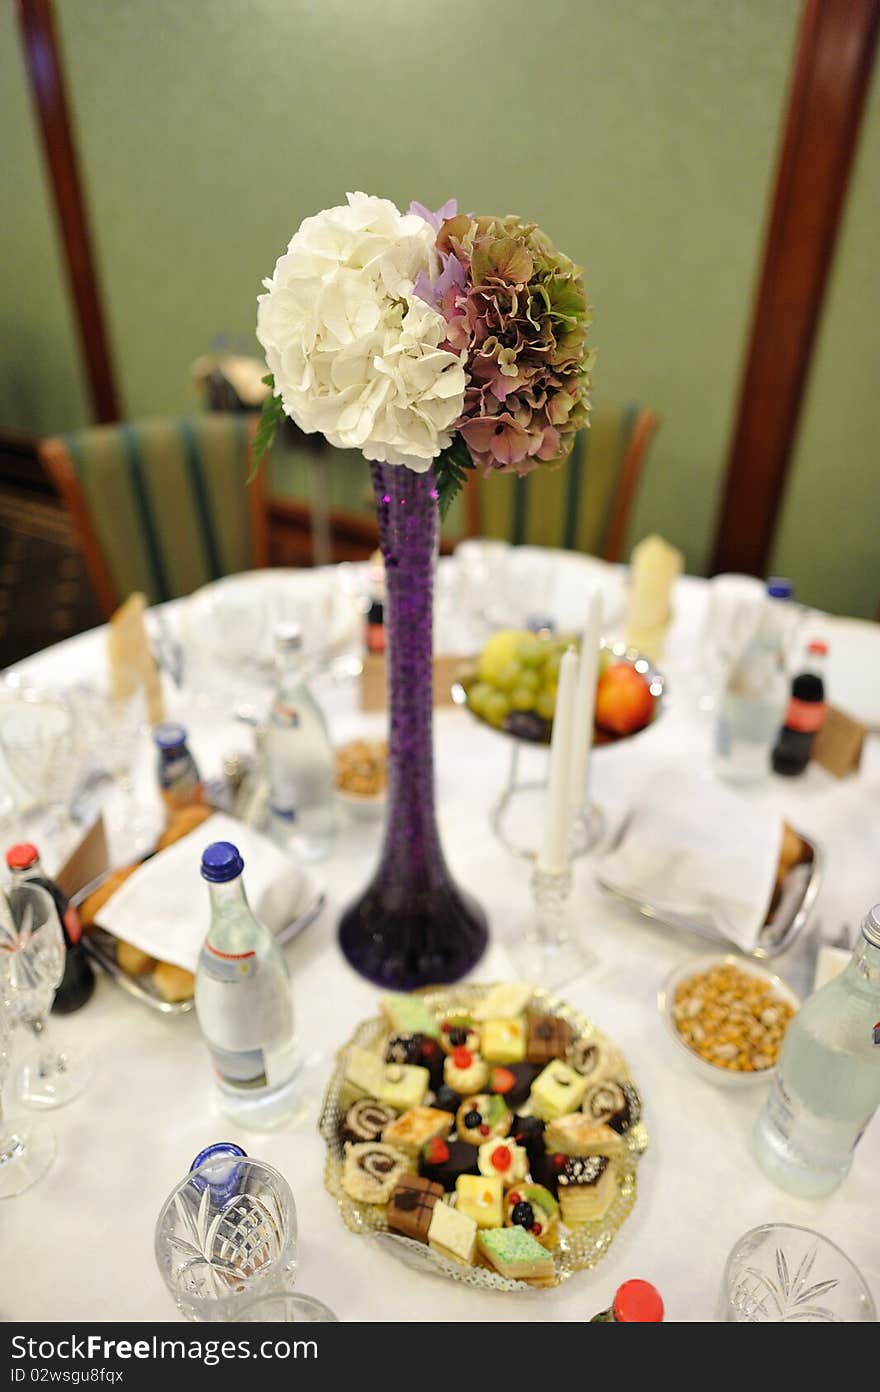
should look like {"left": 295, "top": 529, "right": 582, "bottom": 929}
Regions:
{"left": 408, "top": 198, "right": 459, "bottom": 233}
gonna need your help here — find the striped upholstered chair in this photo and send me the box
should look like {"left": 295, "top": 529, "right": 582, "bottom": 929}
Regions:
{"left": 464, "top": 404, "right": 660, "bottom": 561}
{"left": 40, "top": 415, "right": 268, "bottom": 620}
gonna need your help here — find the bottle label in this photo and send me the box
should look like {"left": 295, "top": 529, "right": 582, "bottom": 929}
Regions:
{"left": 783, "top": 698, "right": 826, "bottom": 733}
{"left": 271, "top": 699, "right": 301, "bottom": 730}
{"left": 200, "top": 942, "right": 256, "bottom": 981}
{"left": 62, "top": 904, "right": 83, "bottom": 946}
{"left": 207, "top": 1041, "right": 268, "bottom": 1090}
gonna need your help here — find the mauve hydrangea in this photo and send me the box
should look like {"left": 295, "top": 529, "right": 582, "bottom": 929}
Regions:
{"left": 413, "top": 206, "right": 594, "bottom": 475}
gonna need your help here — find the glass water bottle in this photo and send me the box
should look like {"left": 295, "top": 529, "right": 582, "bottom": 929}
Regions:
{"left": 753, "top": 904, "right": 880, "bottom": 1197}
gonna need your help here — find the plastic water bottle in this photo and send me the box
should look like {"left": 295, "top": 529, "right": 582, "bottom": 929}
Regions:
{"left": 713, "top": 578, "right": 792, "bottom": 783}
{"left": 194, "top": 841, "right": 299, "bottom": 1129}
{"left": 753, "top": 904, "right": 880, "bottom": 1197}
{"left": 265, "top": 623, "right": 336, "bottom": 861}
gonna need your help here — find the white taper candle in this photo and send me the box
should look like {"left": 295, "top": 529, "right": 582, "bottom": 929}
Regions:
{"left": 568, "top": 591, "right": 602, "bottom": 815}
{"left": 538, "top": 646, "right": 578, "bottom": 875}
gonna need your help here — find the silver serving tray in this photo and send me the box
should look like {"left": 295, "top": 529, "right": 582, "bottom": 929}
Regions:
{"left": 595, "top": 819, "right": 822, "bottom": 960}
{"left": 74, "top": 870, "right": 325, "bottom": 1015}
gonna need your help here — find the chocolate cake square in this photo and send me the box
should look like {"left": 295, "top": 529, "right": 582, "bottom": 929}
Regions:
{"left": 386, "top": 1174, "right": 443, "bottom": 1243}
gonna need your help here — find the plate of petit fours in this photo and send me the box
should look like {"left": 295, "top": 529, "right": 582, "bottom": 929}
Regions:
{"left": 319, "top": 982, "right": 648, "bottom": 1290}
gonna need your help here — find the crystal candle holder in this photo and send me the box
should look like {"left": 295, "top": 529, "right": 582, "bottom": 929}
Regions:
{"left": 508, "top": 863, "right": 597, "bottom": 989}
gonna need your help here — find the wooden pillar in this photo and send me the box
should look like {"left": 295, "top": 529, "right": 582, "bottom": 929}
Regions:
{"left": 16, "top": 0, "right": 121, "bottom": 423}
{"left": 710, "top": 0, "right": 879, "bottom": 577}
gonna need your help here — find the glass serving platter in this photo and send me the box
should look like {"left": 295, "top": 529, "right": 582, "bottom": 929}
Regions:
{"left": 319, "top": 982, "right": 648, "bottom": 1292}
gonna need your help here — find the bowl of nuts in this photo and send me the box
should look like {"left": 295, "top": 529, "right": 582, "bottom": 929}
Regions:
{"left": 334, "top": 739, "right": 388, "bottom": 819}
{"left": 657, "top": 955, "right": 800, "bottom": 1088}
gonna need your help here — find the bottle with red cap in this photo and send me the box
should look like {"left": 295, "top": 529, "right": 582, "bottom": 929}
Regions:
{"left": 772, "top": 639, "right": 828, "bottom": 777}
{"left": 590, "top": 1279, "right": 664, "bottom": 1322}
{"left": 5, "top": 844, "right": 95, "bottom": 1014}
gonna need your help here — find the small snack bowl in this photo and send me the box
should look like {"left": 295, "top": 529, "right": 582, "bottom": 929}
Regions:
{"left": 657, "top": 955, "right": 800, "bottom": 1089}
{"left": 334, "top": 739, "right": 387, "bottom": 820}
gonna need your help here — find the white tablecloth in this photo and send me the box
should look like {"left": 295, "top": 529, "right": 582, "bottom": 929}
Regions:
{"left": 3, "top": 562, "right": 879, "bottom": 1323}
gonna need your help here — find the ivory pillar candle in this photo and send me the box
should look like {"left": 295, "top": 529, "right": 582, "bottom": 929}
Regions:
{"left": 538, "top": 647, "right": 578, "bottom": 876}
{"left": 568, "top": 592, "right": 601, "bottom": 815}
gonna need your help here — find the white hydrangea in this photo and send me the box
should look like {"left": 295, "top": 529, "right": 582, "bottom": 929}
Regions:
{"left": 257, "top": 192, "right": 466, "bottom": 470}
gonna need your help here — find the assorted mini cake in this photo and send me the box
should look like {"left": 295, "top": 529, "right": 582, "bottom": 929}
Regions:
{"left": 332, "top": 987, "right": 642, "bottom": 1286}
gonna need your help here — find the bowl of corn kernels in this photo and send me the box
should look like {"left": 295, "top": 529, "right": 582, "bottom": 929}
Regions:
{"left": 334, "top": 739, "right": 388, "bottom": 818}
{"left": 657, "top": 955, "right": 800, "bottom": 1088}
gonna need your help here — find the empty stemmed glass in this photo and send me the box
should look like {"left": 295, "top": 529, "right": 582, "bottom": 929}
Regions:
{"left": 0, "top": 995, "right": 56, "bottom": 1198}
{"left": 0, "top": 881, "right": 93, "bottom": 1109}
{"left": 0, "top": 693, "right": 79, "bottom": 862}
{"left": 155, "top": 1145, "right": 298, "bottom": 1321}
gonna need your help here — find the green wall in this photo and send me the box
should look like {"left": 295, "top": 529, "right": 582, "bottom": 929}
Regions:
{"left": 4, "top": 0, "right": 875, "bottom": 615}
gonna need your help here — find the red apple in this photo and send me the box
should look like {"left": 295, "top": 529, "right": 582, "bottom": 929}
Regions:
{"left": 594, "top": 662, "right": 654, "bottom": 736}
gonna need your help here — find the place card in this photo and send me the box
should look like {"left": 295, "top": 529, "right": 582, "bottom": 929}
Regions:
{"left": 812, "top": 704, "right": 865, "bottom": 778}
{"left": 361, "top": 653, "right": 463, "bottom": 712}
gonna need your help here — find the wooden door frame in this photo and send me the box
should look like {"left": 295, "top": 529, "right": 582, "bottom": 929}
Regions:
{"left": 16, "top": 0, "right": 120, "bottom": 423}
{"left": 711, "top": 0, "right": 879, "bottom": 577}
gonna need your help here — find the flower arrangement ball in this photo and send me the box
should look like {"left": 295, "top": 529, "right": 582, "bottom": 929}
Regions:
{"left": 255, "top": 193, "right": 594, "bottom": 515}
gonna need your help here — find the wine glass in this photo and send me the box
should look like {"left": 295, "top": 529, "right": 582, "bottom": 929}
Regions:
{"left": 0, "top": 693, "right": 79, "bottom": 861}
{"left": 0, "top": 943, "right": 56, "bottom": 1199}
{"left": 155, "top": 1147, "right": 298, "bottom": 1321}
{"left": 0, "top": 882, "right": 93, "bottom": 1109}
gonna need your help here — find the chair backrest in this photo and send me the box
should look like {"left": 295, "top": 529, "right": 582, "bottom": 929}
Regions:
{"left": 465, "top": 403, "right": 660, "bottom": 561}
{"left": 40, "top": 415, "right": 267, "bottom": 618}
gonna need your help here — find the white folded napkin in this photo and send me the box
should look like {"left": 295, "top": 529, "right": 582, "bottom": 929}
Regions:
{"left": 595, "top": 768, "right": 783, "bottom": 952}
{"left": 96, "top": 812, "right": 318, "bottom": 972}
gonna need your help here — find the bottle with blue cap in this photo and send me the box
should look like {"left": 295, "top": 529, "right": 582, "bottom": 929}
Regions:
{"left": 194, "top": 841, "right": 299, "bottom": 1127}
{"left": 154, "top": 722, "right": 203, "bottom": 811}
{"left": 714, "top": 577, "right": 793, "bottom": 783}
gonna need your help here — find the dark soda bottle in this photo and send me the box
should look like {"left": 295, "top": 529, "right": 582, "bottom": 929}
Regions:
{"left": 772, "top": 640, "right": 827, "bottom": 777}
{"left": 5, "top": 843, "right": 95, "bottom": 1013}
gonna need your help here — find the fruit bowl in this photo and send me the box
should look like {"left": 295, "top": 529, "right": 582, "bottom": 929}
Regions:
{"left": 452, "top": 635, "right": 665, "bottom": 747}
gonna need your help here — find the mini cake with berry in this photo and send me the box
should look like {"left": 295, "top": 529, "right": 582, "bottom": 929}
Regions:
{"left": 443, "top": 1046, "right": 489, "bottom": 1095}
{"left": 419, "top": 1135, "right": 479, "bottom": 1190}
{"left": 477, "top": 1137, "right": 528, "bottom": 1186}
{"left": 438, "top": 1013, "right": 480, "bottom": 1056}
{"left": 504, "top": 1183, "right": 559, "bottom": 1248}
{"left": 487, "top": 1063, "right": 540, "bottom": 1109}
{"left": 456, "top": 1093, "right": 511, "bottom": 1145}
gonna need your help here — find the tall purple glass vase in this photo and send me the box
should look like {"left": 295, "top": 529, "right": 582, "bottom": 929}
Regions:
{"left": 338, "top": 462, "right": 488, "bottom": 989}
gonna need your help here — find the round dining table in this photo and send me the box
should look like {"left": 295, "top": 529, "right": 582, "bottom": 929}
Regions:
{"left": 3, "top": 554, "right": 879, "bottom": 1323}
